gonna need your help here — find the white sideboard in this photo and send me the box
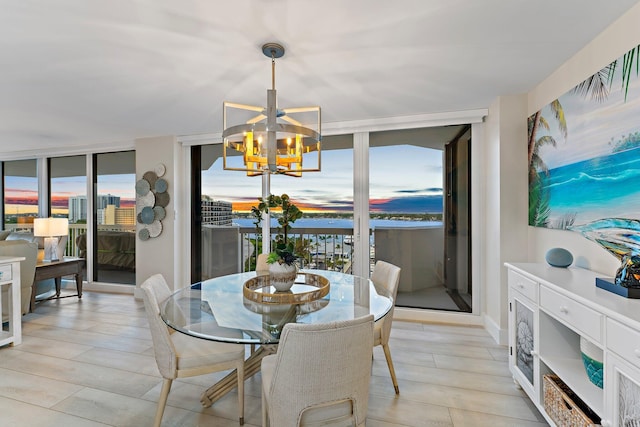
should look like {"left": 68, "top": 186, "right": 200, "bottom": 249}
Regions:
{"left": 0, "top": 255, "right": 24, "bottom": 347}
{"left": 505, "top": 262, "right": 640, "bottom": 427}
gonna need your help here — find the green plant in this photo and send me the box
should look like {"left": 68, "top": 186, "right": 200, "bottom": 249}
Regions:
{"left": 251, "top": 193, "right": 303, "bottom": 266}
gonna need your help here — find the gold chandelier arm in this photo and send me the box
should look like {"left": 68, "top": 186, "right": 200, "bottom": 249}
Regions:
{"left": 280, "top": 115, "right": 302, "bottom": 127}
{"left": 246, "top": 114, "right": 267, "bottom": 124}
{"left": 280, "top": 107, "right": 320, "bottom": 114}
{"left": 224, "top": 102, "right": 265, "bottom": 112}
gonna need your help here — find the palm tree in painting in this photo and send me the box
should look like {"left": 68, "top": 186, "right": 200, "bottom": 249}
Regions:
{"left": 527, "top": 100, "right": 567, "bottom": 183}
{"left": 608, "top": 44, "right": 640, "bottom": 101}
{"left": 527, "top": 100, "right": 567, "bottom": 226}
{"left": 571, "top": 64, "right": 612, "bottom": 102}
{"left": 571, "top": 44, "right": 640, "bottom": 102}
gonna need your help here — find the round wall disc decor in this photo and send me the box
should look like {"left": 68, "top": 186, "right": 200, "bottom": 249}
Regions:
{"left": 143, "top": 171, "right": 158, "bottom": 187}
{"left": 155, "top": 178, "right": 168, "bottom": 193}
{"left": 136, "top": 164, "right": 168, "bottom": 240}
{"left": 135, "top": 179, "right": 150, "bottom": 196}
{"left": 139, "top": 228, "right": 150, "bottom": 241}
{"left": 153, "top": 206, "right": 166, "bottom": 221}
{"left": 140, "top": 206, "right": 155, "bottom": 224}
{"left": 155, "top": 163, "right": 166, "bottom": 177}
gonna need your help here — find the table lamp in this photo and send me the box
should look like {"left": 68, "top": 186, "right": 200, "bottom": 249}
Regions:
{"left": 34, "top": 217, "right": 69, "bottom": 262}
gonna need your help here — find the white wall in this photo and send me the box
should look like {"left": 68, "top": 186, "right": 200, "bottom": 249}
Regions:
{"left": 134, "top": 135, "right": 183, "bottom": 298}
{"left": 482, "top": 95, "right": 529, "bottom": 344}
{"left": 526, "top": 2, "right": 640, "bottom": 277}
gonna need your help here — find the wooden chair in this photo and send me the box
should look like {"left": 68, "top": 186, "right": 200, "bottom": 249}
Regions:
{"left": 261, "top": 315, "right": 374, "bottom": 426}
{"left": 141, "top": 274, "right": 246, "bottom": 426}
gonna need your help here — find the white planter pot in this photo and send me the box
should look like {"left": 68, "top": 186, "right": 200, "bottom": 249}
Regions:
{"left": 269, "top": 262, "right": 297, "bottom": 292}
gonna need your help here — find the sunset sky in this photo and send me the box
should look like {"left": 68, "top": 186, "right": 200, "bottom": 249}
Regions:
{"left": 203, "top": 145, "right": 444, "bottom": 213}
{"left": 4, "top": 144, "right": 444, "bottom": 215}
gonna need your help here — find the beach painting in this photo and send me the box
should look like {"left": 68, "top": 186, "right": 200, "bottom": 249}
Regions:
{"left": 528, "top": 44, "right": 640, "bottom": 230}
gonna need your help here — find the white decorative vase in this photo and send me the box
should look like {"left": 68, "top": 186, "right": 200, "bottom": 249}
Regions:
{"left": 269, "top": 262, "right": 298, "bottom": 292}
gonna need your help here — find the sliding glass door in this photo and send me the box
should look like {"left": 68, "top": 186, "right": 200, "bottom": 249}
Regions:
{"left": 190, "top": 126, "right": 472, "bottom": 313}
{"left": 370, "top": 126, "right": 472, "bottom": 312}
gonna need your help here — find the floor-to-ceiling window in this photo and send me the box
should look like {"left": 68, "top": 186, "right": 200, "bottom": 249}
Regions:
{"left": 192, "top": 135, "right": 354, "bottom": 282}
{"left": 370, "top": 126, "right": 472, "bottom": 312}
{"left": 94, "top": 151, "right": 136, "bottom": 284}
{"left": 49, "top": 156, "right": 87, "bottom": 260}
{"left": 3, "top": 159, "right": 38, "bottom": 231}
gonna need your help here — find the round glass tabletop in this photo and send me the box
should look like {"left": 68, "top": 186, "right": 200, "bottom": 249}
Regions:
{"left": 161, "top": 269, "right": 393, "bottom": 345}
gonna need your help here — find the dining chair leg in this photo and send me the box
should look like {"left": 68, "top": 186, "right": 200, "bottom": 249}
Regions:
{"left": 262, "top": 388, "right": 268, "bottom": 427}
{"left": 237, "top": 360, "right": 245, "bottom": 425}
{"left": 154, "top": 378, "right": 173, "bottom": 427}
{"left": 382, "top": 343, "right": 400, "bottom": 394}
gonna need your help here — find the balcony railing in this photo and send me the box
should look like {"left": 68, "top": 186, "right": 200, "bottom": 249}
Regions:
{"left": 237, "top": 226, "right": 362, "bottom": 274}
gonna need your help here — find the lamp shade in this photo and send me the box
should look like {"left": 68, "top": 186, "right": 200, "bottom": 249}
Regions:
{"left": 34, "top": 218, "right": 69, "bottom": 237}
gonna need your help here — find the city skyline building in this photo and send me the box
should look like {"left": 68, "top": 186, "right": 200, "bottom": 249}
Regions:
{"left": 104, "top": 205, "right": 135, "bottom": 225}
{"left": 202, "top": 199, "right": 233, "bottom": 226}
{"left": 68, "top": 194, "right": 121, "bottom": 223}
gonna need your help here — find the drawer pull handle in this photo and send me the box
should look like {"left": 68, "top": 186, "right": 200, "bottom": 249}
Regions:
{"left": 634, "top": 349, "right": 640, "bottom": 358}
{"left": 559, "top": 306, "right": 569, "bottom": 314}
{"left": 530, "top": 350, "right": 538, "bottom": 357}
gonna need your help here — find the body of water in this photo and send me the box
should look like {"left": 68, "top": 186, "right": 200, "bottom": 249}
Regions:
{"left": 233, "top": 217, "right": 442, "bottom": 229}
{"left": 544, "top": 146, "right": 640, "bottom": 224}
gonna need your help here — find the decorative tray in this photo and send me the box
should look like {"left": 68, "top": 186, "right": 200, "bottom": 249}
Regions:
{"left": 243, "top": 272, "right": 330, "bottom": 304}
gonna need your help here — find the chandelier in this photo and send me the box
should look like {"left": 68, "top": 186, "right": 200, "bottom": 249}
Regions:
{"left": 222, "top": 43, "right": 321, "bottom": 177}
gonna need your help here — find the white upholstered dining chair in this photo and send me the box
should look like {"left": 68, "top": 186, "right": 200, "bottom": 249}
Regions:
{"left": 141, "top": 274, "right": 246, "bottom": 426}
{"left": 261, "top": 315, "right": 374, "bottom": 427}
{"left": 371, "top": 260, "right": 401, "bottom": 394}
{"left": 256, "top": 253, "right": 269, "bottom": 276}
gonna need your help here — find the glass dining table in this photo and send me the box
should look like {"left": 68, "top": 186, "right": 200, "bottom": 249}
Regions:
{"left": 160, "top": 269, "right": 393, "bottom": 407}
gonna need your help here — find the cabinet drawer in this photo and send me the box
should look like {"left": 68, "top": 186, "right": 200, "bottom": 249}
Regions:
{"left": 540, "top": 286, "right": 603, "bottom": 344}
{"left": 0, "top": 263, "right": 12, "bottom": 282}
{"left": 607, "top": 318, "right": 640, "bottom": 369}
{"left": 508, "top": 269, "right": 538, "bottom": 302}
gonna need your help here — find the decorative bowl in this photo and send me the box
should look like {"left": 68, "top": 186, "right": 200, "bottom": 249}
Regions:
{"left": 579, "top": 336, "right": 603, "bottom": 388}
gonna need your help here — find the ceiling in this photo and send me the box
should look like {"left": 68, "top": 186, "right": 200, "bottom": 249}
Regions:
{"left": 2, "top": 0, "right": 639, "bottom": 158}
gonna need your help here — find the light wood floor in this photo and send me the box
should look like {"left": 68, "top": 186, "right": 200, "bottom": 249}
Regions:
{"left": 0, "top": 291, "right": 547, "bottom": 426}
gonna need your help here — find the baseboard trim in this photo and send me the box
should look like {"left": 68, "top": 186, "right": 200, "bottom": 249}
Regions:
{"left": 483, "top": 314, "right": 507, "bottom": 345}
{"left": 394, "top": 307, "right": 484, "bottom": 326}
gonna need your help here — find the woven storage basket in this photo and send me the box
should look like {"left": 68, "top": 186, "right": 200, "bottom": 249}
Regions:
{"left": 543, "top": 374, "right": 601, "bottom": 427}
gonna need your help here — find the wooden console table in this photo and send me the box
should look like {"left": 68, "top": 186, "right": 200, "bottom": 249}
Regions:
{"left": 32, "top": 257, "right": 84, "bottom": 311}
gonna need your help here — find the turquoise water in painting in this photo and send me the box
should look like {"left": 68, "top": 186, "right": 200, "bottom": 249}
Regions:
{"left": 543, "top": 146, "right": 640, "bottom": 223}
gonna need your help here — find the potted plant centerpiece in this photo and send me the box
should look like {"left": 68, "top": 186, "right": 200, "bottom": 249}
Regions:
{"left": 252, "top": 193, "right": 303, "bottom": 292}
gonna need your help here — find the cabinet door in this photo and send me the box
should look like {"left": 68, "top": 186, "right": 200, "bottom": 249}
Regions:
{"left": 605, "top": 353, "right": 640, "bottom": 427}
{"left": 509, "top": 289, "right": 538, "bottom": 402}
